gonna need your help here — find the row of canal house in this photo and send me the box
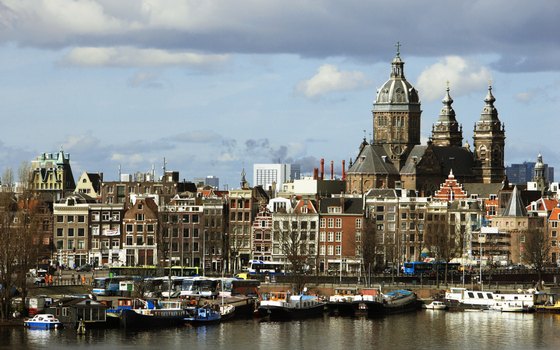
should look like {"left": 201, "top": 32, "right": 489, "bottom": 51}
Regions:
{"left": 49, "top": 168, "right": 560, "bottom": 274}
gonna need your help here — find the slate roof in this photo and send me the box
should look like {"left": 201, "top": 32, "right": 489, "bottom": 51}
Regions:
{"left": 463, "top": 183, "right": 504, "bottom": 199}
{"left": 319, "top": 197, "right": 363, "bottom": 215}
{"left": 347, "top": 145, "right": 399, "bottom": 175}
{"left": 502, "top": 186, "right": 527, "bottom": 217}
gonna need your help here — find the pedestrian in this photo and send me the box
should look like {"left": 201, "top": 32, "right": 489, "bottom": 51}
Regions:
{"left": 81, "top": 275, "right": 86, "bottom": 285}
{"left": 71, "top": 273, "right": 76, "bottom": 284}
{"left": 77, "top": 274, "right": 81, "bottom": 285}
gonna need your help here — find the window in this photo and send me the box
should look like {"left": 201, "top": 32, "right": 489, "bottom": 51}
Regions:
{"left": 335, "top": 232, "right": 342, "bottom": 242}
{"left": 328, "top": 232, "right": 334, "bottom": 242}
{"left": 102, "top": 211, "right": 110, "bottom": 220}
{"left": 136, "top": 213, "right": 144, "bottom": 221}
{"left": 320, "top": 219, "right": 326, "bottom": 228}
{"left": 335, "top": 245, "right": 341, "bottom": 255}
{"left": 320, "top": 232, "right": 326, "bottom": 242}
{"left": 136, "top": 224, "right": 143, "bottom": 232}
{"left": 327, "top": 246, "right": 334, "bottom": 255}
{"left": 328, "top": 218, "right": 334, "bottom": 228}
{"left": 126, "top": 236, "right": 133, "bottom": 245}
{"left": 193, "top": 228, "right": 199, "bottom": 238}
{"left": 56, "top": 228, "right": 63, "bottom": 237}
{"left": 111, "top": 213, "right": 120, "bottom": 221}
{"left": 355, "top": 218, "right": 362, "bottom": 228}
{"left": 335, "top": 218, "right": 342, "bottom": 228}
{"left": 126, "top": 224, "right": 133, "bottom": 232}
{"left": 77, "top": 240, "right": 85, "bottom": 249}
{"left": 183, "top": 228, "right": 189, "bottom": 238}
{"left": 320, "top": 246, "right": 326, "bottom": 255}
{"left": 78, "top": 215, "right": 85, "bottom": 223}
{"left": 67, "top": 215, "right": 74, "bottom": 223}
{"left": 136, "top": 236, "right": 143, "bottom": 245}
{"left": 147, "top": 224, "right": 154, "bottom": 232}
{"left": 147, "top": 236, "right": 154, "bottom": 245}
{"left": 68, "top": 228, "right": 74, "bottom": 237}
{"left": 78, "top": 228, "right": 85, "bottom": 236}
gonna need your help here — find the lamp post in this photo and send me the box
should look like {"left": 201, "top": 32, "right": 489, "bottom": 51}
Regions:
{"left": 478, "top": 233, "right": 486, "bottom": 291}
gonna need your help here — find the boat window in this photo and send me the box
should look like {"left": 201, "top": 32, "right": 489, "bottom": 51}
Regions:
{"left": 477, "top": 293, "right": 484, "bottom": 298}
{"left": 487, "top": 293, "right": 493, "bottom": 299}
{"left": 468, "top": 292, "right": 474, "bottom": 298}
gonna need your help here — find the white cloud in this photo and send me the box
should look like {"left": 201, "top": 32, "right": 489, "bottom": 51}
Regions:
{"left": 62, "top": 46, "right": 229, "bottom": 67}
{"left": 416, "top": 56, "right": 492, "bottom": 101}
{"left": 111, "top": 153, "right": 144, "bottom": 164}
{"left": 296, "top": 64, "right": 370, "bottom": 98}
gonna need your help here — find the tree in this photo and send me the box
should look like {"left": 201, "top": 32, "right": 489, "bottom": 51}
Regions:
{"left": 361, "top": 215, "right": 377, "bottom": 284}
{"left": 522, "top": 227, "right": 550, "bottom": 289}
{"left": 278, "top": 212, "right": 312, "bottom": 294}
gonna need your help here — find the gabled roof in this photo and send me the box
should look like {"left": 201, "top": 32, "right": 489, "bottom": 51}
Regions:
{"left": 347, "top": 145, "right": 399, "bottom": 175}
{"left": 502, "top": 186, "right": 527, "bottom": 217}
{"left": 463, "top": 183, "right": 504, "bottom": 199}
{"left": 549, "top": 207, "right": 560, "bottom": 221}
{"left": 319, "top": 197, "right": 363, "bottom": 215}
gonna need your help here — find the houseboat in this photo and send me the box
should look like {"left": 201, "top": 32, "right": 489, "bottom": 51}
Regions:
{"left": 258, "top": 292, "right": 325, "bottom": 321}
{"left": 445, "top": 287, "right": 535, "bottom": 312}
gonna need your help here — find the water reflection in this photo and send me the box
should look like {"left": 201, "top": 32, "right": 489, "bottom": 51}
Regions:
{"left": 2, "top": 313, "right": 560, "bottom": 350}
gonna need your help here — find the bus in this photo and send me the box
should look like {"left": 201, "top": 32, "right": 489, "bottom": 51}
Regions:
{"left": 247, "top": 260, "right": 285, "bottom": 275}
{"left": 108, "top": 266, "right": 199, "bottom": 278}
{"left": 231, "top": 279, "right": 260, "bottom": 297}
{"left": 180, "top": 277, "right": 219, "bottom": 298}
{"left": 92, "top": 276, "right": 138, "bottom": 296}
{"left": 403, "top": 262, "right": 433, "bottom": 275}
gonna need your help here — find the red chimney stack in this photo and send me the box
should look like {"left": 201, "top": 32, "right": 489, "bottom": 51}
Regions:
{"left": 342, "top": 160, "right": 346, "bottom": 181}
{"left": 320, "top": 158, "right": 324, "bottom": 180}
{"left": 330, "top": 160, "right": 334, "bottom": 180}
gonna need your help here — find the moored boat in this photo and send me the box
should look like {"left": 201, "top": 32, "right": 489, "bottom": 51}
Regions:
{"left": 24, "top": 314, "right": 63, "bottom": 330}
{"left": 366, "top": 289, "right": 419, "bottom": 317}
{"left": 445, "top": 287, "right": 535, "bottom": 312}
{"left": 119, "top": 299, "right": 194, "bottom": 329}
{"left": 184, "top": 306, "right": 221, "bottom": 325}
{"left": 258, "top": 292, "right": 325, "bottom": 321}
{"left": 422, "top": 301, "right": 448, "bottom": 310}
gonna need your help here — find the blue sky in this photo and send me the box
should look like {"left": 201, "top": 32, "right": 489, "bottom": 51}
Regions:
{"left": 0, "top": 0, "right": 559, "bottom": 189}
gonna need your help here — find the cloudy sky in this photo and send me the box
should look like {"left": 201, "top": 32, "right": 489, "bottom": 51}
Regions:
{"left": 0, "top": 0, "right": 559, "bottom": 189}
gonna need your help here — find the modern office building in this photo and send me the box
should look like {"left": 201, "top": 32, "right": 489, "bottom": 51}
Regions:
{"left": 253, "top": 164, "right": 291, "bottom": 192}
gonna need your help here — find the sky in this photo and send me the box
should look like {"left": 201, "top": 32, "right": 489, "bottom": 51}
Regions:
{"left": 0, "top": 0, "right": 559, "bottom": 190}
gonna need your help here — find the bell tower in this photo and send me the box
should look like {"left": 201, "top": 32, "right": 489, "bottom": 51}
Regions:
{"left": 372, "top": 43, "right": 421, "bottom": 170}
{"left": 473, "top": 85, "right": 505, "bottom": 183}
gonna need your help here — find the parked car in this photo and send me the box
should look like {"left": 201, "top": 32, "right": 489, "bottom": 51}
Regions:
{"left": 33, "top": 269, "right": 47, "bottom": 284}
{"left": 76, "top": 264, "right": 93, "bottom": 272}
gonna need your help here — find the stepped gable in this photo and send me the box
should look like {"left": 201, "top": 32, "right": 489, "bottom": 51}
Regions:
{"left": 433, "top": 170, "right": 468, "bottom": 202}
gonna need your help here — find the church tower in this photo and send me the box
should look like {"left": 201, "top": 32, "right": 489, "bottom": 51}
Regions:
{"left": 473, "top": 85, "right": 506, "bottom": 183}
{"left": 431, "top": 86, "right": 463, "bottom": 147}
{"left": 372, "top": 44, "right": 421, "bottom": 170}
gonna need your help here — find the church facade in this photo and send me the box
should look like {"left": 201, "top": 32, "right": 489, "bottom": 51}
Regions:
{"left": 346, "top": 49, "right": 506, "bottom": 195}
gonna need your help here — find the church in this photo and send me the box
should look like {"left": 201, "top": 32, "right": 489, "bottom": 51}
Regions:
{"left": 346, "top": 48, "right": 506, "bottom": 195}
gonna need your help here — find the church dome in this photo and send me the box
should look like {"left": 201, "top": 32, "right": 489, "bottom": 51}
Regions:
{"left": 375, "top": 52, "right": 419, "bottom": 104}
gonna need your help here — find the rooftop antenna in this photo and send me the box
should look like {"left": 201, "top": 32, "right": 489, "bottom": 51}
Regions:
{"left": 118, "top": 164, "right": 122, "bottom": 179}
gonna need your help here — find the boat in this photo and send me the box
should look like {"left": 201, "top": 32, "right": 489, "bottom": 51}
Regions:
{"left": 326, "top": 287, "right": 380, "bottom": 316}
{"left": 184, "top": 306, "right": 221, "bottom": 325}
{"left": 258, "top": 292, "right": 326, "bottom": 321}
{"left": 220, "top": 304, "right": 236, "bottom": 321}
{"left": 490, "top": 302, "right": 526, "bottom": 312}
{"left": 119, "top": 299, "right": 195, "bottom": 329}
{"left": 366, "top": 289, "right": 419, "bottom": 317}
{"left": 445, "top": 287, "right": 534, "bottom": 312}
{"left": 326, "top": 287, "right": 360, "bottom": 316}
{"left": 24, "top": 314, "right": 63, "bottom": 330}
{"left": 533, "top": 293, "right": 560, "bottom": 313}
{"left": 422, "top": 301, "right": 448, "bottom": 310}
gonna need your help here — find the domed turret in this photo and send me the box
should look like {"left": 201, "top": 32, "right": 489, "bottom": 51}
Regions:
{"left": 371, "top": 43, "right": 422, "bottom": 170}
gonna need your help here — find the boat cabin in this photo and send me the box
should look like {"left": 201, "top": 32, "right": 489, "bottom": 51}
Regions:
{"left": 45, "top": 297, "right": 107, "bottom": 327}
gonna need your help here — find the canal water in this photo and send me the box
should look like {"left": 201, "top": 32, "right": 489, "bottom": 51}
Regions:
{"left": 2, "top": 311, "right": 560, "bottom": 350}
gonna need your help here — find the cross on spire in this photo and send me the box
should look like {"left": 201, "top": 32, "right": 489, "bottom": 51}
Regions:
{"left": 395, "top": 41, "right": 402, "bottom": 57}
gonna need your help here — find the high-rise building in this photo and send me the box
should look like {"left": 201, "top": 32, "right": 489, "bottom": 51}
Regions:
{"left": 506, "top": 160, "right": 554, "bottom": 185}
{"left": 253, "top": 164, "right": 291, "bottom": 192}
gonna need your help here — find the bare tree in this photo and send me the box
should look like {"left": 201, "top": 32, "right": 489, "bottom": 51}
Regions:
{"left": 278, "top": 213, "right": 311, "bottom": 294}
{"left": 0, "top": 191, "right": 20, "bottom": 320}
{"left": 361, "top": 215, "right": 377, "bottom": 283}
{"left": 522, "top": 227, "right": 550, "bottom": 289}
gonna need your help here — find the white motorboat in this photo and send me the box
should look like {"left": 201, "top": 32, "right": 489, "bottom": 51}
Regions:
{"left": 423, "top": 301, "right": 448, "bottom": 310}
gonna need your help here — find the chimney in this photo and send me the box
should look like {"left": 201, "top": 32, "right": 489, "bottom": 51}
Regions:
{"left": 313, "top": 168, "right": 318, "bottom": 180}
{"left": 330, "top": 160, "right": 334, "bottom": 180}
{"left": 342, "top": 160, "right": 346, "bottom": 181}
{"left": 320, "top": 158, "right": 324, "bottom": 180}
